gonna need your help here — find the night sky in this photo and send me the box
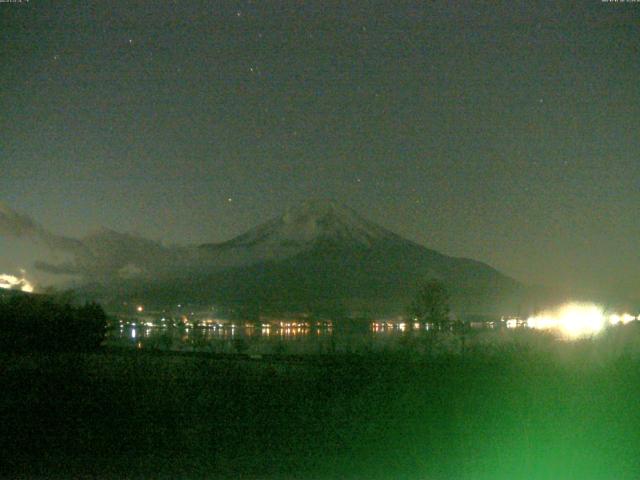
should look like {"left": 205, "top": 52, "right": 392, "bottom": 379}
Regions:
{"left": 1, "top": 1, "right": 639, "bottom": 300}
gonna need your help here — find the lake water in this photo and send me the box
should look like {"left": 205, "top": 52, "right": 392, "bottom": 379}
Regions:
{"left": 104, "top": 321, "right": 449, "bottom": 355}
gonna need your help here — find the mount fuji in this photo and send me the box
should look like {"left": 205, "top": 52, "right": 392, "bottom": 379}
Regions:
{"left": 199, "top": 200, "right": 402, "bottom": 266}
{"left": 91, "top": 200, "right": 522, "bottom": 317}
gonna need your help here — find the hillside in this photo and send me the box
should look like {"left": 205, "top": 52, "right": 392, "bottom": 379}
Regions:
{"left": 87, "top": 200, "right": 523, "bottom": 317}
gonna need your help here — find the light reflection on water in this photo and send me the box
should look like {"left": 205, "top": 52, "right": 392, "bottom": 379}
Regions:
{"left": 105, "top": 322, "right": 419, "bottom": 355}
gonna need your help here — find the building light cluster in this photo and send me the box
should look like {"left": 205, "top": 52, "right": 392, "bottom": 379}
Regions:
{"left": 508, "top": 303, "right": 639, "bottom": 339}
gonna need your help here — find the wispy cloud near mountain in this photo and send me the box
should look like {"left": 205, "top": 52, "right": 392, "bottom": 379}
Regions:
{"left": 0, "top": 203, "right": 189, "bottom": 281}
{"left": 0, "top": 201, "right": 523, "bottom": 315}
{"left": 0, "top": 203, "right": 83, "bottom": 252}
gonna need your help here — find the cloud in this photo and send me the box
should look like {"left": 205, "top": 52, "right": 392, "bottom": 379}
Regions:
{"left": 33, "top": 261, "right": 81, "bottom": 275}
{"left": 0, "top": 204, "right": 221, "bottom": 286}
{"left": 0, "top": 204, "right": 180, "bottom": 282}
{"left": 0, "top": 203, "right": 39, "bottom": 237}
{"left": 118, "top": 263, "right": 144, "bottom": 279}
{"left": 71, "top": 228, "right": 178, "bottom": 280}
{"left": 0, "top": 202, "right": 83, "bottom": 252}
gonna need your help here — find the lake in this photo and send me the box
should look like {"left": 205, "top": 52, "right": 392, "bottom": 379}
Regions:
{"left": 104, "top": 320, "right": 453, "bottom": 355}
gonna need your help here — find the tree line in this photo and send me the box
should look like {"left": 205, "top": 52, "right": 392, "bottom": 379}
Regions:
{"left": 0, "top": 292, "right": 107, "bottom": 352}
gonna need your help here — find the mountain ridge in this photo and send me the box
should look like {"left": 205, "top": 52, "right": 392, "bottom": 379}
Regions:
{"left": 199, "top": 200, "right": 400, "bottom": 256}
{"left": 91, "top": 200, "right": 524, "bottom": 316}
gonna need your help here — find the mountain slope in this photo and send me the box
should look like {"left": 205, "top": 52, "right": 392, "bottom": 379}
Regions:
{"left": 112, "top": 200, "right": 523, "bottom": 316}
{"left": 198, "top": 200, "right": 400, "bottom": 268}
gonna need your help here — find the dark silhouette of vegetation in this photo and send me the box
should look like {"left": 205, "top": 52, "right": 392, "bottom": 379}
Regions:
{"left": 408, "top": 278, "right": 451, "bottom": 330}
{"left": 3, "top": 341, "right": 640, "bottom": 479}
{"left": 0, "top": 293, "right": 107, "bottom": 352}
{"left": 232, "top": 337, "right": 249, "bottom": 354}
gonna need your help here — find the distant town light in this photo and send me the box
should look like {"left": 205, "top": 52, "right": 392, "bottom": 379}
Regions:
{"left": 136, "top": 305, "right": 144, "bottom": 313}
{"left": 527, "top": 303, "right": 606, "bottom": 339}
{"left": 505, "top": 318, "right": 519, "bottom": 329}
{"left": 0, "top": 273, "right": 34, "bottom": 293}
{"left": 610, "top": 313, "right": 636, "bottom": 326}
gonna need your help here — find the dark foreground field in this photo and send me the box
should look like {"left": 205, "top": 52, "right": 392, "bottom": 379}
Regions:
{"left": 2, "top": 341, "right": 640, "bottom": 479}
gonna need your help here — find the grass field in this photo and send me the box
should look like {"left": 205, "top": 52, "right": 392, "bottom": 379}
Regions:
{"left": 2, "top": 327, "right": 640, "bottom": 479}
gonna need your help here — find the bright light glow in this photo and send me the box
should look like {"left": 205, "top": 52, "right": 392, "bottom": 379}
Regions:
{"left": 610, "top": 313, "right": 636, "bottom": 326}
{"left": 505, "top": 318, "right": 519, "bottom": 329}
{"left": 0, "top": 273, "right": 34, "bottom": 293}
{"left": 136, "top": 305, "right": 144, "bottom": 312}
{"left": 527, "top": 303, "right": 606, "bottom": 339}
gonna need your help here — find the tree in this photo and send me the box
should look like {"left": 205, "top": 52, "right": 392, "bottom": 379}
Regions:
{"left": 0, "top": 293, "right": 108, "bottom": 352}
{"left": 75, "top": 301, "right": 108, "bottom": 350}
{"left": 408, "top": 279, "right": 451, "bottom": 331}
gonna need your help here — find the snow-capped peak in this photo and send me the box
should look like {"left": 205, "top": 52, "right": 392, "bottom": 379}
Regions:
{"left": 200, "top": 200, "right": 397, "bottom": 266}
{"left": 231, "top": 200, "right": 394, "bottom": 248}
